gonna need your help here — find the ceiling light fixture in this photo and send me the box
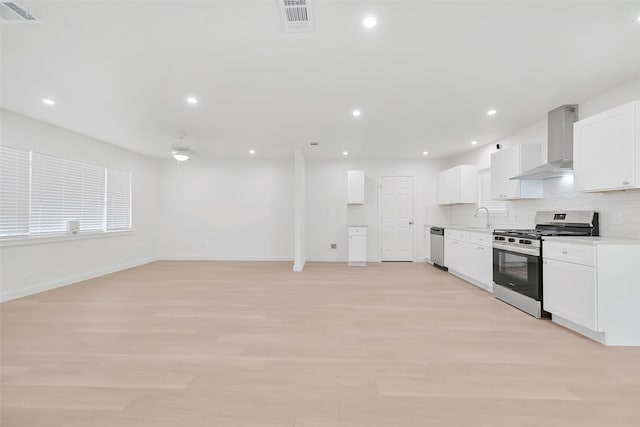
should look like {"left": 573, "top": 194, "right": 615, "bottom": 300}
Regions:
{"left": 471, "top": 140, "right": 478, "bottom": 145}
{"left": 249, "top": 150, "right": 255, "bottom": 154}
{"left": 636, "top": 15, "right": 640, "bottom": 23}
{"left": 352, "top": 110, "right": 361, "bottom": 117}
{"left": 363, "top": 16, "right": 377, "bottom": 28}
{"left": 187, "top": 97, "right": 198, "bottom": 104}
{"left": 172, "top": 135, "right": 191, "bottom": 161}
{"left": 42, "top": 98, "right": 55, "bottom": 106}
{"left": 422, "top": 151, "right": 429, "bottom": 156}
{"left": 487, "top": 109, "right": 497, "bottom": 116}
{"left": 343, "top": 151, "right": 349, "bottom": 156}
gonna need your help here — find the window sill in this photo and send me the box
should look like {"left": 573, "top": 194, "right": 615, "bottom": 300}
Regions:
{"left": 0, "top": 230, "right": 134, "bottom": 248}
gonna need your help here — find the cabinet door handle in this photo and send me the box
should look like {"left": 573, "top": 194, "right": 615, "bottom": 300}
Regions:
{"left": 478, "top": 246, "right": 484, "bottom": 250}
{"left": 409, "top": 221, "right": 414, "bottom": 225}
{"left": 623, "top": 180, "right": 629, "bottom": 185}
{"left": 562, "top": 250, "right": 568, "bottom": 255}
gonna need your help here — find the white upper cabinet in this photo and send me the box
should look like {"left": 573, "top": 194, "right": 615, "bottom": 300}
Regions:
{"left": 437, "top": 165, "right": 477, "bottom": 205}
{"left": 347, "top": 170, "right": 365, "bottom": 204}
{"left": 574, "top": 101, "right": 640, "bottom": 192}
{"left": 491, "top": 144, "right": 543, "bottom": 200}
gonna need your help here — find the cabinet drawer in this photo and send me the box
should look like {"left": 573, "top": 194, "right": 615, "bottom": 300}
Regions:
{"left": 444, "top": 229, "right": 469, "bottom": 241}
{"left": 469, "top": 232, "right": 491, "bottom": 246}
{"left": 348, "top": 227, "right": 367, "bottom": 236}
{"left": 543, "top": 241, "right": 595, "bottom": 266}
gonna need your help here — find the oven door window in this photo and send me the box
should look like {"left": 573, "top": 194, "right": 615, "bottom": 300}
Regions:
{"left": 493, "top": 248, "right": 541, "bottom": 300}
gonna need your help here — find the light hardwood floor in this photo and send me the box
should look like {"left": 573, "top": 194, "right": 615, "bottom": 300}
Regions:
{"left": 2, "top": 261, "right": 640, "bottom": 426}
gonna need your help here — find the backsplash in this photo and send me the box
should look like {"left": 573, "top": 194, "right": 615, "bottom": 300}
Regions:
{"left": 449, "top": 175, "right": 640, "bottom": 239}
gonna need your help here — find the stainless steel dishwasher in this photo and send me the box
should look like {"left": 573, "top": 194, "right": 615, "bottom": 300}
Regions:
{"left": 430, "top": 227, "right": 447, "bottom": 270}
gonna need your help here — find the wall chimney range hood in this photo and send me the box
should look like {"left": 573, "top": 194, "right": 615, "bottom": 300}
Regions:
{"left": 511, "top": 104, "right": 579, "bottom": 180}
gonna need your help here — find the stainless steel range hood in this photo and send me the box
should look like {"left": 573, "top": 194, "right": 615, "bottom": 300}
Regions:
{"left": 511, "top": 104, "right": 579, "bottom": 180}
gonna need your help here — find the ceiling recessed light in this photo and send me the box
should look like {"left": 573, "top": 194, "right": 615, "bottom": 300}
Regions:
{"left": 471, "top": 140, "right": 478, "bottom": 145}
{"left": 487, "top": 109, "right": 497, "bottom": 116}
{"left": 42, "top": 98, "right": 55, "bottom": 106}
{"left": 187, "top": 97, "right": 198, "bottom": 104}
{"left": 343, "top": 151, "right": 349, "bottom": 156}
{"left": 422, "top": 151, "right": 429, "bottom": 156}
{"left": 249, "top": 150, "right": 255, "bottom": 154}
{"left": 363, "top": 16, "right": 377, "bottom": 28}
{"left": 352, "top": 110, "right": 361, "bottom": 117}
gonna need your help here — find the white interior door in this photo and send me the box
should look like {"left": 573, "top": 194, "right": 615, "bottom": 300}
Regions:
{"left": 379, "top": 176, "right": 414, "bottom": 261}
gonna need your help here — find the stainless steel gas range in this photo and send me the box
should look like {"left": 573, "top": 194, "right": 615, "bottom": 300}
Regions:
{"left": 492, "top": 211, "right": 599, "bottom": 318}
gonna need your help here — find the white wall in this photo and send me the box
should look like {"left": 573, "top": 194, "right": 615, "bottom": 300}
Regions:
{"left": 306, "top": 159, "right": 450, "bottom": 262}
{"left": 158, "top": 158, "right": 294, "bottom": 260}
{"left": 449, "top": 76, "right": 640, "bottom": 238}
{"left": 0, "top": 110, "right": 162, "bottom": 301}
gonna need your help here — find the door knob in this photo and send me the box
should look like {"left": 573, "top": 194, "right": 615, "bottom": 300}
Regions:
{"left": 409, "top": 221, "right": 414, "bottom": 225}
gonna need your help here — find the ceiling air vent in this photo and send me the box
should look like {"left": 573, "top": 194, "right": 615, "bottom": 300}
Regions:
{"left": 0, "top": 1, "right": 41, "bottom": 23}
{"left": 280, "top": 0, "right": 312, "bottom": 32}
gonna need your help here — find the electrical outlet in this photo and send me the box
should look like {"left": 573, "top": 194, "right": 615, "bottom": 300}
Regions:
{"left": 330, "top": 243, "right": 337, "bottom": 249}
{"left": 613, "top": 213, "right": 623, "bottom": 225}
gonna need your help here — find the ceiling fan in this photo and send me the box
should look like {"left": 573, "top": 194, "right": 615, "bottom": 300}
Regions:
{"left": 171, "top": 135, "right": 191, "bottom": 162}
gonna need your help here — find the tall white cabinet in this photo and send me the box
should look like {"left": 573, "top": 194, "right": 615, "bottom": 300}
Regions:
{"left": 574, "top": 100, "right": 640, "bottom": 192}
{"left": 437, "top": 165, "right": 478, "bottom": 205}
{"left": 347, "top": 170, "right": 365, "bottom": 204}
{"left": 491, "top": 144, "right": 543, "bottom": 200}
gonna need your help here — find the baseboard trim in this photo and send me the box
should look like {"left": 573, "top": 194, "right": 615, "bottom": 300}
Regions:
{"left": 305, "top": 257, "right": 383, "bottom": 263}
{"left": 552, "top": 315, "right": 606, "bottom": 345}
{"left": 159, "top": 256, "right": 293, "bottom": 261}
{"left": 0, "top": 257, "right": 159, "bottom": 303}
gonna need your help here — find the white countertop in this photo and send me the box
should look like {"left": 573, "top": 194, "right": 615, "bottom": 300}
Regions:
{"left": 426, "top": 224, "right": 493, "bottom": 234}
{"left": 543, "top": 236, "right": 640, "bottom": 245}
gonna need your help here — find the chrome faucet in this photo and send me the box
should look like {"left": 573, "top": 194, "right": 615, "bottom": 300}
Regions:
{"left": 474, "top": 207, "right": 491, "bottom": 229}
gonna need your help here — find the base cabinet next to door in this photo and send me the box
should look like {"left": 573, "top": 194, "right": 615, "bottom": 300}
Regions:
{"left": 348, "top": 226, "right": 367, "bottom": 267}
{"left": 444, "top": 229, "right": 492, "bottom": 291}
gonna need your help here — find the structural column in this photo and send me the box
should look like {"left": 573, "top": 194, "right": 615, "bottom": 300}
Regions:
{"left": 293, "top": 149, "right": 306, "bottom": 272}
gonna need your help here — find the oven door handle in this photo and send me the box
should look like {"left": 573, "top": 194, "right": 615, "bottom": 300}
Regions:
{"left": 492, "top": 242, "right": 540, "bottom": 257}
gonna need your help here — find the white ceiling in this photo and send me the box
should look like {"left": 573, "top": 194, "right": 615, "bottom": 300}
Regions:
{"left": 2, "top": 0, "right": 640, "bottom": 160}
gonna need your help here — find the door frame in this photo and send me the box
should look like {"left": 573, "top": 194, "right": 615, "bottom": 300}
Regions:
{"left": 378, "top": 175, "right": 415, "bottom": 262}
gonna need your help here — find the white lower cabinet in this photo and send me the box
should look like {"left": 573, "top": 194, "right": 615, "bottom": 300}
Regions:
{"left": 444, "top": 230, "right": 492, "bottom": 291}
{"left": 444, "top": 238, "right": 468, "bottom": 275}
{"left": 468, "top": 244, "right": 493, "bottom": 290}
{"left": 542, "top": 238, "right": 640, "bottom": 346}
{"left": 348, "top": 226, "right": 366, "bottom": 266}
{"left": 543, "top": 258, "right": 598, "bottom": 331}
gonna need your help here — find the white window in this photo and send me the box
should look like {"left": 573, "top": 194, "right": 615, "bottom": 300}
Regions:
{"left": 478, "top": 169, "right": 507, "bottom": 215}
{"left": 0, "top": 146, "right": 132, "bottom": 239}
{"left": 0, "top": 146, "right": 30, "bottom": 237}
{"left": 30, "top": 153, "right": 106, "bottom": 235}
{"left": 106, "top": 168, "right": 131, "bottom": 231}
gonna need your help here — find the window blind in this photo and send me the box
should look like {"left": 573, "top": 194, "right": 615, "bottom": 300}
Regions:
{"left": 479, "top": 170, "right": 507, "bottom": 215}
{"left": 106, "top": 168, "right": 131, "bottom": 231}
{"left": 0, "top": 146, "right": 30, "bottom": 237}
{"left": 30, "top": 153, "right": 106, "bottom": 235}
